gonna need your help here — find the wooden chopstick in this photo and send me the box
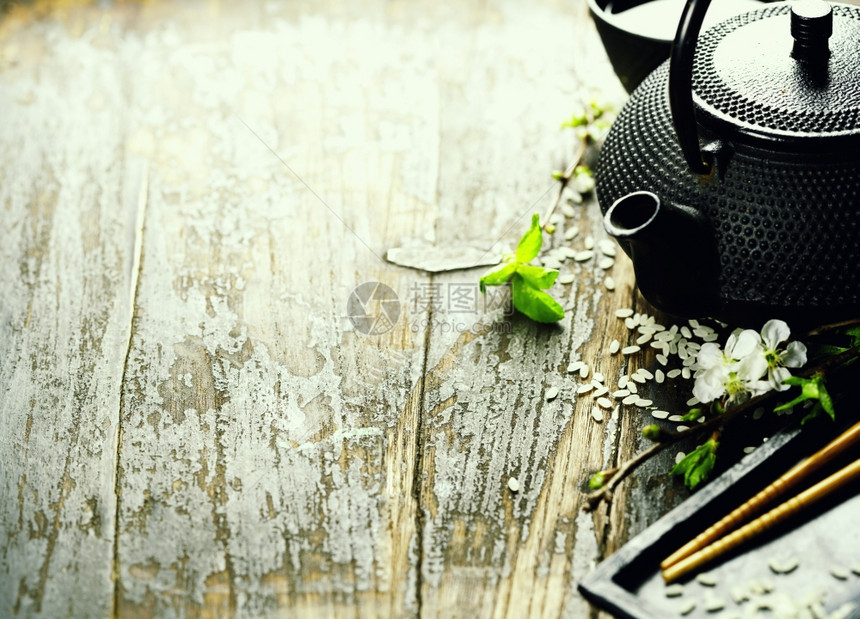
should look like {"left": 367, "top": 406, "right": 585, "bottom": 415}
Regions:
{"left": 661, "top": 419, "right": 860, "bottom": 571}
{"left": 662, "top": 456, "right": 860, "bottom": 583}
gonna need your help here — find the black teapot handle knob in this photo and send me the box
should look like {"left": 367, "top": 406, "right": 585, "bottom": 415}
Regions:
{"left": 669, "top": 0, "right": 713, "bottom": 175}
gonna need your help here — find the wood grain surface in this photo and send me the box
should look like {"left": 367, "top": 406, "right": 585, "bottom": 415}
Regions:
{"left": 0, "top": 1, "right": 691, "bottom": 616}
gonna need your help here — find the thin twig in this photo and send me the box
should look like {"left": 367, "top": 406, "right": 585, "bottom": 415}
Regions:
{"left": 541, "top": 139, "right": 586, "bottom": 229}
{"left": 801, "top": 316, "right": 860, "bottom": 338}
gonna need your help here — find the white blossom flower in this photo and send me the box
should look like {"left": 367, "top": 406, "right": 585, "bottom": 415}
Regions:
{"left": 759, "top": 319, "right": 807, "bottom": 391}
{"left": 692, "top": 329, "right": 768, "bottom": 404}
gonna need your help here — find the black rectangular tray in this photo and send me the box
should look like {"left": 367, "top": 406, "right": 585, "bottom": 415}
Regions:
{"left": 579, "top": 418, "right": 860, "bottom": 619}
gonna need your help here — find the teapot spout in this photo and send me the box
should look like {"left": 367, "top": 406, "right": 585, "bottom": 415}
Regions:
{"left": 604, "top": 191, "right": 718, "bottom": 317}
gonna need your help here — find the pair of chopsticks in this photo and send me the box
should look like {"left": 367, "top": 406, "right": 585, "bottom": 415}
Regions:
{"left": 661, "top": 420, "right": 860, "bottom": 583}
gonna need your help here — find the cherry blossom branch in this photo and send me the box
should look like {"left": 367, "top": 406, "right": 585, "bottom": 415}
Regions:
{"left": 801, "top": 316, "right": 860, "bottom": 338}
{"left": 582, "top": 342, "right": 860, "bottom": 512}
{"left": 541, "top": 139, "right": 586, "bottom": 230}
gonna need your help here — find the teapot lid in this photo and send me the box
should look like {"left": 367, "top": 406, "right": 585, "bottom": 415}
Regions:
{"left": 691, "top": 1, "right": 860, "bottom": 149}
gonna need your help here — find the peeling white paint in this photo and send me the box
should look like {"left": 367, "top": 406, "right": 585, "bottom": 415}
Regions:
{"left": 0, "top": 0, "right": 627, "bottom": 616}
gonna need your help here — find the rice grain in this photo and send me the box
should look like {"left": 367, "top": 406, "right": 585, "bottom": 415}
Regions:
{"left": 598, "top": 239, "right": 617, "bottom": 256}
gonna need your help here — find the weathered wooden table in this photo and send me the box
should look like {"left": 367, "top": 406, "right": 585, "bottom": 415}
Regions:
{"left": 0, "top": 1, "right": 691, "bottom": 616}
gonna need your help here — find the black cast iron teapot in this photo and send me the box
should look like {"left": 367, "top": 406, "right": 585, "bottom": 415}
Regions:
{"left": 596, "top": 0, "right": 860, "bottom": 326}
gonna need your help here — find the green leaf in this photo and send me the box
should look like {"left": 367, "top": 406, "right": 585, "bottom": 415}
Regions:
{"left": 670, "top": 439, "right": 719, "bottom": 490}
{"left": 817, "top": 381, "right": 835, "bottom": 419}
{"left": 511, "top": 273, "right": 565, "bottom": 323}
{"left": 515, "top": 214, "right": 543, "bottom": 263}
{"left": 774, "top": 374, "right": 834, "bottom": 419}
{"left": 516, "top": 265, "right": 558, "bottom": 290}
{"left": 561, "top": 114, "right": 588, "bottom": 129}
{"left": 479, "top": 261, "right": 517, "bottom": 293}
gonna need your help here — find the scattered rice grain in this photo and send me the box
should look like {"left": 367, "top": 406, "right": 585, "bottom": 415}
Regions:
{"left": 558, "top": 273, "right": 575, "bottom": 285}
{"left": 696, "top": 572, "right": 717, "bottom": 587}
{"left": 622, "top": 345, "right": 641, "bottom": 355}
{"left": 584, "top": 235, "right": 595, "bottom": 250}
{"left": 542, "top": 257, "right": 563, "bottom": 269}
{"left": 664, "top": 584, "right": 684, "bottom": 597}
{"left": 615, "top": 308, "right": 634, "bottom": 318}
{"left": 598, "top": 256, "right": 615, "bottom": 270}
{"left": 631, "top": 373, "right": 647, "bottom": 384}
{"left": 593, "top": 372, "right": 605, "bottom": 383}
{"left": 668, "top": 414, "right": 684, "bottom": 422}
{"left": 604, "top": 276, "right": 616, "bottom": 290}
{"left": 677, "top": 424, "right": 690, "bottom": 431}
{"left": 651, "top": 410, "right": 669, "bottom": 419}
{"left": 636, "top": 398, "right": 654, "bottom": 407}
{"left": 567, "top": 361, "right": 584, "bottom": 373}
{"left": 743, "top": 446, "right": 756, "bottom": 454}
{"left": 667, "top": 369, "right": 682, "bottom": 379}
{"left": 545, "top": 386, "right": 559, "bottom": 400}
{"left": 579, "top": 364, "right": 589, "bottom": 379}
{"left": 627, "top": 382, "right": 638, "bottom": 394}
{"left": 625, "top": 317, "right": 637, "bottom": 329}
{"left": 609, "top": 340, "right": 620, "bottom": 354}
{"left": 508, "top": 477, "right": 519, "bottom": 492}
{"left": 598, "top": 239, "right": 616, "bottom": 256}
{"left": 591, "top": 408, "right": 605, "bottom": 422}
{"left": 675, "top": 451, "right": 686, "bottom": 464}
{"left": 655, "top": 369, "right": 665, "bottom": 383}
{"left": 636, "top": 333, "right": 652, "bottom": 345}
{"left": 681, "top": 367, "right": 692, "bottom": 379}
{"left": 679, "top": 600, "right": 696, "bottom": 616}
{"left": 769, "top": 557, "right": 799, "bottom": 574}
{"left": 593, "top": 386, "right": 609, "bottom": 398}
{"left": 686, "top": 396, "right": 700, "bottom": 406}
{"left": 576, "top": 384, "right": 594, "bottom": 394}
{"left": 831, "top": 565, "right": 849, "bottom": 580}
{"left": 564, "top": 226, "right": 580, "bottom": 240}
{"left": 618, "top": 375, "right": 629, "bottom": 389}
{"left": 597, "top": 397, "right": 612, "bottom": 409}
{"left": 613, "top": 390, "right": 630, "bottom": 398}
{"left": 730, "top": 586, "right": 749, "bottom": 604}
{"left": 680, "top": 326, "right": 693, "bottom": 339}
{"left": 622, "top": 394, "right": 639, "bottom": 405}
{"left": 574, "top": 249, "right": 594, "bottom": 262}
{"left": 704, "top": 596, "right": 725, "bottom": 612}
{"left": 656, "top": 354, "right": 668, "bottom": 366}
{"left": 638, "top": 369, "right": 654, "bottom": 380}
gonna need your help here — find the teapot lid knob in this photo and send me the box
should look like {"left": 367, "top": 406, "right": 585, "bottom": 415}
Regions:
{"left": 791, "top": 0, "right": 833, "bottom": 61}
